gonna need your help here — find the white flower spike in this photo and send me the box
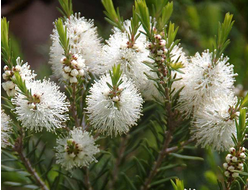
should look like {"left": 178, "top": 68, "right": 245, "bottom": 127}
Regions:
{"left": 86, "top": 71, "right": 143, "bottom": 136}
{"left": 55, "top": 128, "right": 99, "bottom": 170}
{"left": 12, "top": 79, "right": 69, "bottom": 132}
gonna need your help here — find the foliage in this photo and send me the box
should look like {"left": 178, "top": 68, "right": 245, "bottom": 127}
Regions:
{"left": 1, "top": 0, "right": 248, "bottom": 190}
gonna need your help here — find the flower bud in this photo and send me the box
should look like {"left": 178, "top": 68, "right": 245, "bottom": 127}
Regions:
{"left": 239, "top": 153, "right": 246, "bottom": 159}
{"left": 60, "top": 56, "right": 66, "bottom": 64}
{"left": 2, "top": 73, "right": 8, "bottom": 80}
{"left": 63, "top": 66, "right": 71, "bottom": 73}
{"left": 240, "top": 147, "right": 246, "bottom": 152}
{"left": 15, "top": 65, "right": 22, "bottom": 72}
{"left": 232, "top": 156, "right": 237, "bottom": 162}
{"left": 223, "top": 163, "right": 228, "bottom": 169}
{"left": 112, "top": 96, "right": 119, "bottom": 102}
{"left": 226, "top": 154, "right": 232, "bottom": 163}
{"left": 71, "top": 60, "right": 78, "bottom": 67}
{"left": 224, "top": 171, "right": 230, "bottom": 177}
{"left": 78, "top": 69, "right": 84, "bottom": 76}
{"left": 228, "top": 166, "right": 235, "bottom": 171}
{"left": 70, "top": 77, "right": 78, "bottom": 83}
{"left": 154, "top": 34, "right": 161, "bottom": 40}
{"left": 229, "top": 147, "right": 235, "bottom": 153}
{"left": 157, "top": 50, "right": 163, "bottom": 55}
{"left": 238, "top": 163, "right": 244, "bottom": 170}
{"left": 232, "top": 173, "right": 239, "bottom": 178}
{"left": 159, "top": 39, "right": 166, "bottom": 47}
{"left": 62, "top": 73, "right": 70, "bottom": 79}
{"left": 71, "top": 69, "right": 79, "bottom": 77}
{"left": 5, "top": 70, "right": 12, "bottom": 76}
{"left": 3, "top": 65, "right": 9, "bottom": 71}
{"left": 28, "top": 103, "right": 36, "bottom": 110}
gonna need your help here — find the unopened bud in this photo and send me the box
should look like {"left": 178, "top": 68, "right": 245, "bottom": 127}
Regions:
{"left": 232, "top": 156, "right": 238, "bottom": 162}
{"left": 224, "top": 171, "right": 230, "bottom": 177}
{"left": 3, "top": 65, "right": 9, "bottom": 71}
{"left": 239, "top": 153, "right": 246, "bottom": 159}
{"left": 78, "top": 69, "right": 84, "bottom": 76}
{"left": 229, "top": 147, "right": 235, "bottom": 153}
{"left": 228, "top": 166, "right": 235, "bottom": 171}
{"left": 112, "top": 96, "right": 119, "bottom": 102}
{"left": 71, "top": 60, "right": 78, "bottom": 67}
{"left": 70, "top": 77, "right": 77, "bottom": 83}
{"left": 71, "top": 69, "right": 79, "bottom": 77}
{"left": 15, "top": 65, "right": 22, "bottom": 72}
{"left": 232, "top": 173, "right": 239, "bottom": 178}
{"left": 223, "top": 163, "right": 228, "bottom": 169}
{"left": 60, "top": 57, "right": 66, "bottom": 64}
{"left": 63, "top": 66, "right": 71, "bottom": 73}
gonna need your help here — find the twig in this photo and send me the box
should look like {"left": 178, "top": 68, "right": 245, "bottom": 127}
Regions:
{"left": 110, "top": 135, "right": 128, "bottom": 189}
{"left": 165, "top": 139, "right": 194, "bottom": 154}
{"left": 141, "top": 56, "right": 181, "bottom": 190}
{"left": 14, "top": 130, "right": 49, "bottom": 190}
{"left": 84, "top": 167, "right": 93, "bottom": 190}
{"left": 71, "top": 83, "right": 79, "bottom": 127}
{"left": 141, "top": 131, "right": 173, "bottom": 190}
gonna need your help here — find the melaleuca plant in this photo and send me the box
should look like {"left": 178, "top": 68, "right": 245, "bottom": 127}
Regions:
{"left": 1, "top": 0, "right": 248, "bottom": 190}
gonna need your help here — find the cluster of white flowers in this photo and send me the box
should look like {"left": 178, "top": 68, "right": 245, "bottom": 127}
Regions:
{"left": 191, "top": 93, "right": 237, "bottom": 151}
{"left": 174, "top": 50, "right": 238, "bottom": 151}
{"left": 1, "top": 109, "right": 12, "bottom": 148}
{"left": 178, "top": 50, "right": 237, "bottom": 116}
{"left": 60, "top": 53, "right": 86, "bottom": 83}
{"left": 97, "top": 20, "right": 156, "bottom": 100}
{"left": 2, "top": 57, "right": 36, "bottom": 96}
{"left": 49, "top": 13, "right": 102, "bottom": 80}
{"left": 55, "top": 128, "right": 99, "bottom": 170}
{"left": 86, "top": 73, "right": 143, "bottom": 136}
{"left": 12, "top": 79, "right": 69, "bottom": 132}
{"left": 223, "top": 147, "right": 246, "bottom": 178}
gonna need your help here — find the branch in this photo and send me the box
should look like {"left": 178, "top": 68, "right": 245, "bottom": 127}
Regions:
{"left": 71, "top": 83, "right": 79, "bottom": 127}
{"left": 141, "top": 131, "right": 173, "bottom": 190}
{"left": 165, "top": 139, "right": 194, "bottom": 154}
{"left": 14, "top": 130, "right": 49, "bottom": 190}
{"left": 84, "top": 167, "right": 93, "bottom": 190}
{"left": 109, "top": 135, "right": 128, "bottom": 189}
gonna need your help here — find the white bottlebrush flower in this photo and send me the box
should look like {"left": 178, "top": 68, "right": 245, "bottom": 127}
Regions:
{"left": 1, "top": 110, "right": 12, "bottom": 148}
{"left": 86, "top": 73, "right": 143, "bottom": 136}
{"left": 191, "top": 93, "right": 237, "bottom": 151}
{"left": 12, "top": 79, "right": 69, "bottom": 132}
{"left": 55, "top": 128, "right": 99, "bottom": 170}
{"left": 177, "top": 49, "right": 237, "bottom": 115}
{"left": 49, "top": 13, "right": 102, "bottom": 79}
{"left": 97, "top": 20, "right": 157, "bottom": 100}
{"left": 2, "top": 57, "right": 36, "bottom": 96}
{"left": 15, "top": 57, "right": 37, "bottom": 81}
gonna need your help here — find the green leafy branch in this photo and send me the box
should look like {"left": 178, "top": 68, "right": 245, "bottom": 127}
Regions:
{"left": 1, "top": 17, "right": 15, "bottom": 67}
{"left": 213, "top": 13, "right": 234, "bottom": 63}
{"left": 157, "top": 1, "right": 173, "bottom": 31}
{"left": 102, "top": 0, "right": 125, "bottom": 32}
{"left": 107, "top": 64, "right": 123, "bottom": 92}
{"left": 58, "top": 0, "right": 73, "bottom": 18}
{"left": 171, "top": 179, "right": 185, "bottom": 190}
{"left": 135, "top": 0, "right": 151, "bottom": 39}
{"left": 55, "top": 18, "right": 70, "bottom": 58}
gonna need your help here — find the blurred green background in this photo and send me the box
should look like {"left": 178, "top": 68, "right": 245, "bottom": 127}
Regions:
{"left": 1, "top": 0, "right": 248, "bottom": 189}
